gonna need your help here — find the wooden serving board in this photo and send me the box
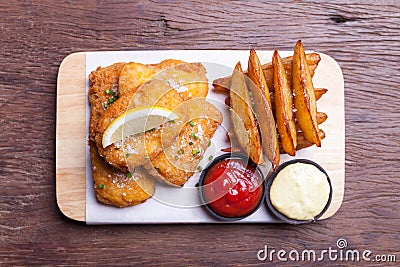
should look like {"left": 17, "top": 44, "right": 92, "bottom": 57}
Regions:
{"left": 56, "top": 50, "right": 345, "bottom": 223}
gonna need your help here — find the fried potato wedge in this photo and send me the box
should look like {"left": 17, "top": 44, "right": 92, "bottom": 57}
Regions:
{"left": 279, "top": 129, "right": 326, "bottom": 154}
{"left": 270, "top": 88, "right": 327, "bottom": 109}
{"left": 213, "top": 53, "right": 321, "bottom": 93}
{"left": 273, "top": 50, "right": 297, "bottom": 156}
{"left": 230, "top": 62, "right": 263, "bottom": 164}
{"left": 293, "top": 40, "right": 321, "bottom": 147}
{"left": 315, "top": 88, "right": 328, "bottom": 101}
{"left": 247, "top": 49, "right": 280, "bottom": 169}
{"left": 296, "top": 112, "right": 327, "bottom": 131}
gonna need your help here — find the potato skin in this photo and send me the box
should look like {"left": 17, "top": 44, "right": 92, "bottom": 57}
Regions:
{"left": 272, "top": 50, "right": 297, "bottom": 156}
{"left": 247, "top": 49, "right": 280, "bottom": 170}
{"left": 230, "top": 62, "right": 264, "bottom": 164}
{"left": 293, "top": 40, "right": 321, "bottom": 147}
{"left": 212, "top": 53, "right": 321, "bottom": 93}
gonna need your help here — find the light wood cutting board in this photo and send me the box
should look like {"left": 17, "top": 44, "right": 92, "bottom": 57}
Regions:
{"left": 56, "top": 51, "right": 345, "bottom": 223}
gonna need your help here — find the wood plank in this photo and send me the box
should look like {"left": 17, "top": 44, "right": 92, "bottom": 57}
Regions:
{"left": 56, "top": 51, "right": 344, "bottom": 223}
{"left": 56, "top": 52, "right": 86, "bottom": 222}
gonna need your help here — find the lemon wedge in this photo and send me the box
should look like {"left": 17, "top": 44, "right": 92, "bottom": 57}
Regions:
{"left": 102, "top": 106, "right": 179, "bottom": 148}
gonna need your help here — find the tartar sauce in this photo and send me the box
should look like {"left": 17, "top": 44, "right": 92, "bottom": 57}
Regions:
{"left": 270, "top": 162, "right": 330, "bottom": 220}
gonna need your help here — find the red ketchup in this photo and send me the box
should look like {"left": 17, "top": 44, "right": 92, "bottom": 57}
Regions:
{"left": 202, "top": 158, "right": 264, "bottom": 218}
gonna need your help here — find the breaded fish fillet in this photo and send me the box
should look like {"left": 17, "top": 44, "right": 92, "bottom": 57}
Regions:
{"left": 145, "top": 99, "right": 223, "bottom": 186}
{"left": 88, "top": 63, "right": 126, "bottom": 142}
{"left": 90, "top": 142, "right": 155, "bottom": 207}
{"left": 119, "top": 61, "right": 209, "bottom": 100}
{"left": 88, "top": 64, "right": 155, "bottom": 207}
{"left": 94, "top": 79, "right": 186, "bottom": 172}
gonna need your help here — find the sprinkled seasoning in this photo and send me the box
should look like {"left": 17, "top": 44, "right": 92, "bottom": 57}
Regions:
{"left": 126, "top": 172, "right": 133, "bottom": 178}
{"left": 208, "top": 155, "right": 213, "bottom": 161}
{"left": 189, "top": 121, "right": 195, "bottom": 127}
{"left": 197, "top": 166, "right": 203, "bottom": 171}
{"left": 98, "top": 184, "right": 104, "bottom": 189}
{"left": 208, "top": 140, "right": 211, "bottom": 147}
{"left": 178, "top": 149, "right": 184, "bottom": 154}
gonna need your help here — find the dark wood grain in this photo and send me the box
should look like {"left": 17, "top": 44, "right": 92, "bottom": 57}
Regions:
{"left": 1, "top": 0, "right": 399, "bottom": 265}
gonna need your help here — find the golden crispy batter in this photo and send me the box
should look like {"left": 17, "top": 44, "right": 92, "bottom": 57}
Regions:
{"left": 94, "top": 80, "right": 186, "bottom": 172}
{"left": 90, "top": 142, "right": 155, "bottom": 208}
{"left": 119, "top": 61, "right": 208, "bottom": 100}
{"left": 88, "top": 63, "right": 126, "bottom": 141}
{"left": 145, "top": 99, "right": 223, "bottom": 187}
{"left": 88, "top": 64, "right": 155, "bottom": 207}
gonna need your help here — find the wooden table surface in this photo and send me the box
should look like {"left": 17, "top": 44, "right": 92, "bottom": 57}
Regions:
{"left": 1, "top": 1, "right": 399, "bottom": 266}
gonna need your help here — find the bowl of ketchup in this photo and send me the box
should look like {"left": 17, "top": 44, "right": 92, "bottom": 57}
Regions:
{"left": 198, "top": 153, "right": 265, "bottom": 221}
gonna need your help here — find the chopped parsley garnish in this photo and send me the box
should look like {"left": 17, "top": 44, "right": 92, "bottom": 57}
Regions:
{"left": 105, "top": 89, "right": 112, "bottom": 95}
{"left": 125, "top": 153, "right": 131, "bottom": 158}
{"left": 115, "top": 147, "right": 119, "bottom": 150}
{"left": 107, "top": 96, "right": 118, "bottom": 104}
{"left": 208, "top": 140, "right": 211, "bottom": 147}
{"left": 174, "top": 156, "right": 179, "bottom": 160}
{"left": 208, "top": 155, "right": 213, "bottom": 161}
{"left": 192, "top": 149, "right": 201, "bottom": 156}
{"left": 197, "top": 166, "right": 203, "bottom": 171}
{"left": 189, "top": 141, "right": 193, "bottom": 145}
{"left": 103, "top": 103, "right": 108, "bottom": 109}
{"left": 98, "top": 184, "right": 104, "bottom": 189}
{"left": 126, "top": 172, "right": 133, "bottom": 178}
{"left": 144, "top": 155, "right": 150, "bottom": 159}
{"left": 191, "top": 132, "right": 198, "bottom": 140}
{"left": 178, "top": 149, "right": 184, "bottom": 154}
{"left": 189, "top": 121, "right": 195, "bottom": 127}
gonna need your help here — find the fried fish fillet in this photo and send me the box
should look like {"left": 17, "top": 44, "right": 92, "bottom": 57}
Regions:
{"left": 88, "top": 64, "right": 155, "bottom": 207}
{"left": 145, "top": 99, "right": 223, "bottom": 187}
{"left": 119, "top": 60, "right": 208, "bottom": 100}
{"left": 94, "top": 79, "right": 186, "bottom": 172}
{"left": 90, "top": 142, "right": 155, "bottom": 208}
{"left": 88, "top": 62, "right": 126, "bottom": 142}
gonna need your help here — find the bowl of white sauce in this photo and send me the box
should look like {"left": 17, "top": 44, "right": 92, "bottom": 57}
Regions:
{"left": 265, "top": 159, "right": 332, "bottom": 224}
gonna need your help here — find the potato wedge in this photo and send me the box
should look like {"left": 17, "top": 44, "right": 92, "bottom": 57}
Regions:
{"left": 316, "top": 112, "right": 328, "bottom": 125}
{"left": 296, "top": 112, "right": 327, "bottom": 132}
{"left": 270, "top": 88, "right": 327, "bottom": 112}
{"left": 293, "top": 40, "right": 321, "bottom": 147}
{"left": 315, "top": 88, "right": 328, "bottom": 101}
{"left": 230, "top": 62, "right": 264, "bottom": 164}
{"left": 279, "top": 129, "right": 326, "bottom": 154}
{"left": 212, "top": 53, "right": 321, "bottom": 93}
{"left": 273, "top": 50, "right": 297, "bottom": 156}
{"left": 247, "top": 49, "right": 280, "bottom": 169}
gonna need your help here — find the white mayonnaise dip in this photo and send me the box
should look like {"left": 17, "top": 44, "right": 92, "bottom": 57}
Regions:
{"left": 270, "top": 162, "right": 330, "bottom": 220}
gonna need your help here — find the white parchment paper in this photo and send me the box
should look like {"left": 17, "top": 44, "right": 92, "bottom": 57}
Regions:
{"left": 85, "top": 50, "right": 344, "bottom": 224}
